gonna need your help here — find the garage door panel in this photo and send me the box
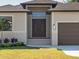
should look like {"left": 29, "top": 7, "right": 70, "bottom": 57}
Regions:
{"left": 59, "top": 39, "right": 79, "bottom": 45}
{"left": 59, "top": 40, "right": 79, "bottom": 45}
{"left": 59, "top": 37, "right": 79, "bottom": 41}
{"left": 58, "top": 23, "right": 79, "bottom": 45}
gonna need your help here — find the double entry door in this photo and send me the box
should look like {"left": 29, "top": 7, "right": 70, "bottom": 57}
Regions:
{"left": 32, "top": 19, "right": 46, "bottom": 38}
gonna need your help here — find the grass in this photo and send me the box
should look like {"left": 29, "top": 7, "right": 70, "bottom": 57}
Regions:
{"left": 0, "top": 47, "right": 78, "bottom": 59}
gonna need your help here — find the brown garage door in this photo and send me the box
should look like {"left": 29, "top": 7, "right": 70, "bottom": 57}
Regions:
{"left": 58, "top": 23, "right": 79, "bottom": 45}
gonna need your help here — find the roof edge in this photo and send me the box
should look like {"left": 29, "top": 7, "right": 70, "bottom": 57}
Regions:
{"left": 49, "top": 9, "right": 79, "bottom": 12}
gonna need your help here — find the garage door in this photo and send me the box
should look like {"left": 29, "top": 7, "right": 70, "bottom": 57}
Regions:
{"left": 58, "top": 23, "right": 79, "bottom": 45}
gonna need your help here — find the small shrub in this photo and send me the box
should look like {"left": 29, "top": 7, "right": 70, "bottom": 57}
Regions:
{"left": 3, "top": 43, "right": 12, "bottom": 47}
{"left": 20, "top": 42, "right": 25, "bottom": 46}
{"left": 11, "top": 38, "right": 18, "bottom": 43}
{"left": 0, "top": 44, "right": 5, "bottom": 47}
{"left": 14, "top": 38, "right": 18, "bottom": 42}
{"left": 4, "top": 38, "right": 9, "bottom": 43}
{"left": 0, "top": 39, "right": 2, "bottom": 43}
{"left": 14, "top": 42, "right": 25, "bottom": 46}
{"left": 0, "top": 39, "right": 2, "bottom": 47}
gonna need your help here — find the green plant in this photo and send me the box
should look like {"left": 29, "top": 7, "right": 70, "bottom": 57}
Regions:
{"left": 0, "top": 43, "right": 12, "bottom": 47}
{"left": 4, "top": 38, "right": 10, "bottom": 43}
{"left": 67, "top": 0, "right": 79, "bottom": 2}
{"left": 0, "top": 41, "right": 25, "bottom": 48}
{"left": 0, "top": 17, "right": 11, "bottom": 31}
{"left": 0, "top": 39, "right": 2, "bottom": 43}
{"left": 11, "top": 38, "right": 18, "bottom": 44}
{"left": 13, "top": 42, "right": 25, "bottom": 46}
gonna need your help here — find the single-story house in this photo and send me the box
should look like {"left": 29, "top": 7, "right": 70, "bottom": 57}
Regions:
{"left": 0, "top": 0, "right": 79, "bottom": 46}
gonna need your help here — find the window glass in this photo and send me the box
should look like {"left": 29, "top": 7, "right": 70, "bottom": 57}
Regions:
{"left": 32, "top": 12, "right": 46, "bottom": 17}
{"left": 0, "top": 16, "right": 12, "bottom": 31}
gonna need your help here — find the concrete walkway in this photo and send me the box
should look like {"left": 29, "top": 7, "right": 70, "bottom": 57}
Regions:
{"left": 27, "top": 45, "right": 79, "bottom": 50}
{"left": 64, "top": 51, "right": 79, "bottom": 57}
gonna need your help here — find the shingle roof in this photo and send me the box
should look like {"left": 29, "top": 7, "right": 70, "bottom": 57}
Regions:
{"left": 0, "top": 5, "right": 29, "bottom": 12}
{"left": 49, "top": 2, "right": 79, "bottom": 11}
{"left": 1, "top": 1, "right": 79, "bottom": 12}
{"left": 21, "top": 0, "right": 57, "bottom": 5}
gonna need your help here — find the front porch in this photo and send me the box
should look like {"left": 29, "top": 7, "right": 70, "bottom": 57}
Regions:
{"left": 27, "top": 11, "right": 53, "bottom": 45}
{"left": 27, "top": 39, "right": 51, "bottom": 45}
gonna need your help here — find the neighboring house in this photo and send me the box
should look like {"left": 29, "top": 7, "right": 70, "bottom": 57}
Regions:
{"left": 0, "top": 0, "right": 79, "bottom": 46}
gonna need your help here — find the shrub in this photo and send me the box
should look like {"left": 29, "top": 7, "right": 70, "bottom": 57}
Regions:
{"left": 0, "top": 43, "right": 14, "bottom": 47}
{"left": 14, "top": 42, "right": 25, "bottom": 46}
{"left": 0, "top": 39, "right": 2, "bottom": 43}
{"left": 4, "top": 38, "right": 9, "bottom": 43}
{"left": 20, "top": 42, "right": 25, "bottom": 46}
{"left": 11, "top": 38, "right": 18, "bottom": 43}
{"left": 3, "top": 43, "right": 12, "bottom": 47}
{"left": 0, "top": 44, "right": 5, "bottom": 47}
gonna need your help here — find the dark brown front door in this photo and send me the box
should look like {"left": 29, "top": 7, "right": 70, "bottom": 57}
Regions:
{"left": 32, "top": 19, "right": 46, "bottom": 38}
{"left": 58, "top": 23, "right": 79, "bottom": 45}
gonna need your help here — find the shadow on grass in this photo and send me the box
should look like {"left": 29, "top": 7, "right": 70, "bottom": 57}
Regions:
{"left": 0, "top": 46, "right": 40, "bottom": 50}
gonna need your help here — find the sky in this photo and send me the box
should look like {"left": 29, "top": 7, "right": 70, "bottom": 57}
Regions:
{"left": 0, "top": 0, "right": 66, "bottom": 6}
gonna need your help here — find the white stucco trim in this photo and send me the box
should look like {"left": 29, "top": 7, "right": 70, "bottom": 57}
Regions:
{"left": 51, "top": 12, "right": 58, "bottom": 45}
{"left": 25, "top": 13, "right": 27, "bottom": 44}
{"left": 56, "top": 21, "right": 79, "bottom": 45}
{"left": 0, "top": 15, "right": 13, "bottom": 17}
{"left": 25, "top": 13, "right": 27, "bottom": 32}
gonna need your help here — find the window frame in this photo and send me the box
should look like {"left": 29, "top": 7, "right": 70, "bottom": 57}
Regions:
{"left": 0, "top": 15, "right": 13, "bottom": 31}
{"left": 32, "top": 11, "right": 47, "bottom": 17}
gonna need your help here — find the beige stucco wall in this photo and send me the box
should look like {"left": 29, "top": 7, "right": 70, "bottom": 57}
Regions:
{"left": 1, "top": 11, "right": 79, "bottom": 46}
{"left": 0, "top": 12, "right": 27, "bottom": 44}
{"left": 51, "top": 12, "right": 79, "bottom": 46}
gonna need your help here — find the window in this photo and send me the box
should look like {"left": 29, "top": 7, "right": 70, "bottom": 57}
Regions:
{"left": 32, "top": 12, "right": 46, "bottom": 17}
{"left": 0, "top": 16, "right": 12, "bottom": 31}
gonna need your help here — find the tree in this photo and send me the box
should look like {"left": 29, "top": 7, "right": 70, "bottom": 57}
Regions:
{"left": 0, "top": 17, "right": 11, "bottom": 31}
{"left": 67, "top": 0, "right": 79, "bottom": 2}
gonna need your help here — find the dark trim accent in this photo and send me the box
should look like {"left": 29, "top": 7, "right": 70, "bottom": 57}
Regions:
{"left": 27, "top": 11, "right": 32, "bottom": 14}
{"left": 21, "top": 3, "right": 57, "bottom": 5}
{"left": 20, "top": 3, "right": 26, "bottom": 9}
{"left": 52, "top": 3, "right": 57, "bottom": 8}
{"left": 50, "top": 10, "right": 79, "bottom": 12}
{"left": 46, "top": 11, "right": 51, "bottom": 14}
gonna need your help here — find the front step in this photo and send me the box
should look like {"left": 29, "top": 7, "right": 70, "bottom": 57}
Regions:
{"left": 27, "top": 39, "right": 51, "bottom": 45}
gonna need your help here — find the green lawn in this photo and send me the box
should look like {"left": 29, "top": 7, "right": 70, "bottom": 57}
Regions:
{"left": 0, "top": 48, "right": 78, "bottom": 59}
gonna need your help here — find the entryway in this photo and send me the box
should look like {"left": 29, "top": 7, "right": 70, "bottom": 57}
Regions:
{"left": 27, "top": 12, "right": 51, "bottom": 45}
